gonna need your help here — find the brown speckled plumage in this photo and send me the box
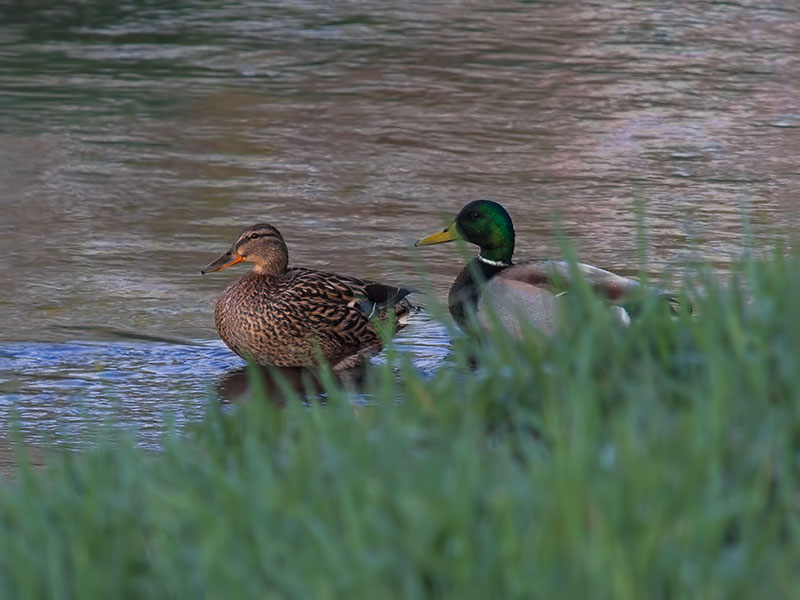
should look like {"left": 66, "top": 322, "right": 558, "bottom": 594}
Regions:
{"left": 203, "top": 224, "right": 415, "bottom": 370}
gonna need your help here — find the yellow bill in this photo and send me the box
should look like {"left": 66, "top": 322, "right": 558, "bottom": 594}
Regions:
{"left": 415, "top": 222, "right": 461, "bottom": 246}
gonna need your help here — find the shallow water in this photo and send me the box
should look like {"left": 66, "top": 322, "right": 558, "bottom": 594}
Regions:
{"left": 1, "top": 1, "right": 799, "bottom": 443}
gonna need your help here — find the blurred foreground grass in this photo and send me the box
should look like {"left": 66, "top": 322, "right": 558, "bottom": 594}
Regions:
{"left": 1, "top": 253, "right": 799, "bottom": 598}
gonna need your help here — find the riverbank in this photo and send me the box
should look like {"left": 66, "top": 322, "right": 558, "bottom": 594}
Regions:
{"left": 1, "top": 255, "right": 798, "bottom": 597}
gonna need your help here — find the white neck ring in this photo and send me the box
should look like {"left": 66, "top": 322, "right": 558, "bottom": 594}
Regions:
{"left": 478, "top": 255, "right": 511, "bottom": 268}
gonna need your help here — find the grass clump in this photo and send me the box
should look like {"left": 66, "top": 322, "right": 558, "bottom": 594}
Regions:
{"left": 1, "top": 253, "right": 800, "bottom": 598}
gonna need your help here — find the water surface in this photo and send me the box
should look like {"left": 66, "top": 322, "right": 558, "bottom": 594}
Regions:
{"left": 1, "top": 0, "right": 799, "bottom": 442}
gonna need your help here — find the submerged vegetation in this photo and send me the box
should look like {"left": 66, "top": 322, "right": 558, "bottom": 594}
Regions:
{"left": 1, "top": 253, "right": 800, "bottom": 598}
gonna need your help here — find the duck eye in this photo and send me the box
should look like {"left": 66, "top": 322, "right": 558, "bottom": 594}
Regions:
{"left": 248, "top": 233, "right": 262, "bottom": 240}
{"left": 470, "top": 211, "right": 480, "bottom": 220}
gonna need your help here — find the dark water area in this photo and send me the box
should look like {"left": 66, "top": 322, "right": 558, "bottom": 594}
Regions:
{"left": 1, "top": 1, "right": 799, "bottom": 443}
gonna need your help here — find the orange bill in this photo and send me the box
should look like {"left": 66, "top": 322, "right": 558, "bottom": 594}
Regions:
{"left": 201, "top": 250, "right": 244, "bottom": 274}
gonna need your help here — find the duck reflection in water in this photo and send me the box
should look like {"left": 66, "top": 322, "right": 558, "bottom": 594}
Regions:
{"left": 213, "top": 364, "right": 366, "bottom": 405}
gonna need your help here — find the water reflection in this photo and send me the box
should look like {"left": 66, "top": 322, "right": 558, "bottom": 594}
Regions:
{"left": 214, "top": 364, "right": 366, "bottom": 406}
{"left": 0, "top": 340, "right": 239, "bottom": 446}
{"left": 0, "top": 436, "right": 44, "bottom": 479}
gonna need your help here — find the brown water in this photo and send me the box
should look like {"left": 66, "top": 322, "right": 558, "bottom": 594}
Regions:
{"left": 1, "top": 1, "right": 799, "bottom": 443}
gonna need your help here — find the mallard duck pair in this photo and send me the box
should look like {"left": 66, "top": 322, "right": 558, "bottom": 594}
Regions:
{"left": 203, "top": 200, "right": 658, "bottom": 369}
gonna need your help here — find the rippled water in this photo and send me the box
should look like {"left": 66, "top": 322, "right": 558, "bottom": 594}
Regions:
{"left": 1, "top": 1, "right": 799, "bottom": 443}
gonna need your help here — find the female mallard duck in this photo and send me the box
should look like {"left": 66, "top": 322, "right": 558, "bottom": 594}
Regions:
{"left": 415, "top": 199, "right": 665, "bottom": 336}
{"left": 202, "top": 224, "right": 415, "bottom": 370}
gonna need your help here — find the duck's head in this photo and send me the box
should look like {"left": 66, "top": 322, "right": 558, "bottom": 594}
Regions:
{"left": 415, "top": 199, "right": 515, "bottom": 266}
{"left": 201, "top": 223, "right": 288, "bottom": 276}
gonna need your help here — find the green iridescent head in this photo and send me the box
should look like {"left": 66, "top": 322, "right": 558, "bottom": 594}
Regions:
{"left": 415, "top": 199, "right": 516, "bottom": 265}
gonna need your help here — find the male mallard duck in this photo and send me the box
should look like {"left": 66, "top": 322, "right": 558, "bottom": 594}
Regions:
{"left": 202, "top": 224, "right": 415, "bottom": 370}
{"left": 415, "top": 199, "right": 665, "bottom": 336}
